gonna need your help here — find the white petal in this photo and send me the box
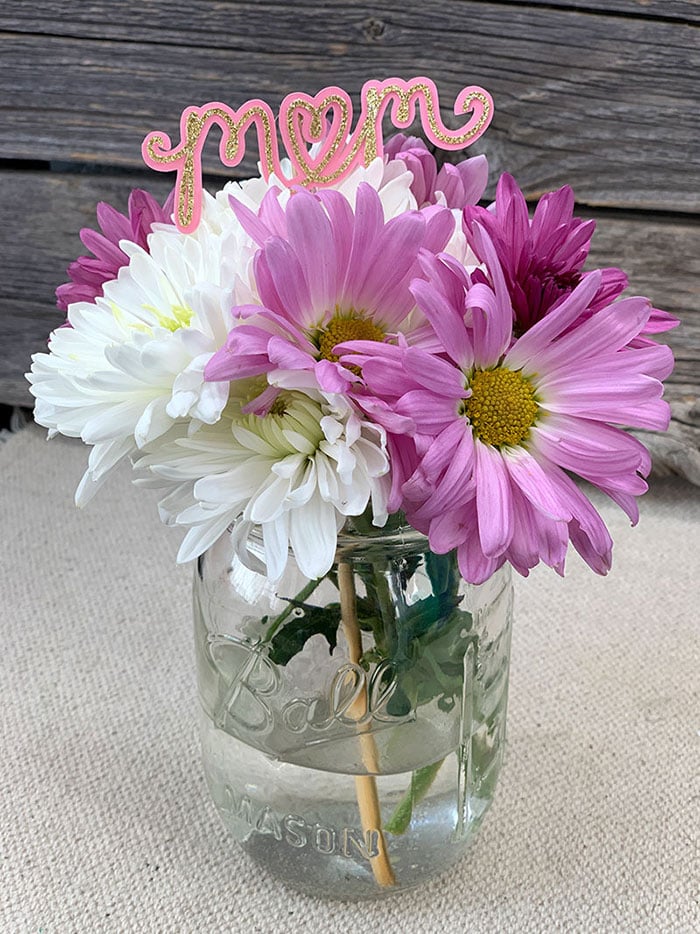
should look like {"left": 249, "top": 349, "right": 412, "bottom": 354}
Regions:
{"left": 288, "top": 497, "right": 339, "bottom": 578}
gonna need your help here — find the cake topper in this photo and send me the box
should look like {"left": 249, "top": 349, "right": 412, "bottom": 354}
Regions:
{"left": 142, "top": 77, "right": 494, "bottom": 233}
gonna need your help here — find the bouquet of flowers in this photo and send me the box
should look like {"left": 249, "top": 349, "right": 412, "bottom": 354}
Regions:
{"left": 27, "top": 80, "right": 677, "bottom": 895}
{"left": 29, "top": 136, "right": 676, "bottom": 586}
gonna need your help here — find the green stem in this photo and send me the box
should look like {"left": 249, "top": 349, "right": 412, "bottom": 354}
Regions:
{"left": 384, "top": 758, "right": 445, "bottom": 835}
{"left": 263, "top": 576, "right": 323, "bottom": 642}
{"left": 372, "top": 563, "right": 397, "bottom": 631}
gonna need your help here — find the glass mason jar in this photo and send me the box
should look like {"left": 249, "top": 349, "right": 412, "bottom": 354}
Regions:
{"left": 193, "top": 519, "right": 513, "bottom": 901}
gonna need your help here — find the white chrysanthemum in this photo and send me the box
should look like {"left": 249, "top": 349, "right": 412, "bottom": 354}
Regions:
{"left": 218, "top": 155, "right": 417, "bottom": 223}
{"left": 134, "top": 385, "right": 390, "bottom": 579}
{"left": 28, "top": 198, "right": 256, "bottom": 505}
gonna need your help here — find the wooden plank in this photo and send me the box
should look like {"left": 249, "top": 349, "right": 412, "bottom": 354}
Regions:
{"left": 503, "top": 1, "right": 699, "bottom": 22}
{"left": 2, "top": 0, "right": 697, "bottom": 47}
{"left": 1, "top": 303, "right": 63, "bottom": 405}
{"left": 1, "top": 169, "right": 697, "bottom": 480}
{"left": 0, "top": 3, "right": 698, "bottom": 212}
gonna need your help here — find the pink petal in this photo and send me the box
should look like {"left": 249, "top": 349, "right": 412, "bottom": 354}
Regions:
{"left": 396, "top": 390, "right": 460, "bottom": 434}
{"left": 128, "top": 189, "right": 167, "bottom": 236}
{"left": 644, "top": 306, "right": 680, "bottom": 333}
{"left": 260, "top": 237, "right": 313, "bottom": 326}
{"left": 457, "top": 513, "right": 505, "bottom": 584}
{"left": 502, "top": 447, "right": 572, "bottom": 520}
{"left": 537, "top": 368, "right": 669, "bottom": 430}
{"left": 386, "top": 433, "right": 420, "bottom": 513}
{"left": 597, "top": 485, "right": 641, "bottom": 525}
{"left": 95, "top": 201, "right": 132, "bottom": 242}
{"left": 404, "top": 423, "right": 474, "bottom": 518}
{"left": 229, "top": 189, "right": 284, "bottom": 245}
{"left": 314, "top": 359, "right": 356, "bottom": 392}
{"left": 532, "top": 296, "right": 652, "bottom": 373}
{"left": 286, "top": 192, "right": 337, "bottom": 313}
{"left": 531, "top": 414, "right": 651, "bottom": 477}
{"left": 508, "top": 483, "right": 569, "bottom": 574}
{"left": 427, "top": 507, "right": 470, "bottom": 552}
{"left": 410, "top": 276, "right": 473, "bottom": 369}
{"left": 624, "top": 343, "right": 675, "bottom": 382}
{"left": 353, "top": 396, "right": 415, "bottom": 435}
{"left": 317, "top": 189, "right": 354, "bottom": 273}
{"left": 354, "top": 353, "right": 416, "bottom": 400}
{"left": 434, "top": 163, "right": 464, "bottom": 208}
{"left": 80, "top": 229, "right": 127, "bottom": 267}
{"left": 474, "top": 441, "right": 513, "bottom": 557}
{"left": 498, "top": 174, "right": 530, "bottom": 263}
{"left": 531, "top": 185, "right": 575, "bottom": 243}
{"left": 403, "top": 347, "right": 467, "bottom": 396}
{"left": 358, "top": 212, "right": 426, "bottom": 328}
{"left": 241, "top": 384, "right": 282, "bottom": 415}
{"left": 589, "top": 267, "right": 628, "bottom": 310}
{"left": 268, "top": 336, "right": 314, "bottom": 370}
{"left": 418, "top": 250, "right": 471, "bottom": 306}
{"left": 454, "top": 154, "right": 488, "bottom": 206}
{"left": 340, "top": 183, "right": 384, "bottom": 305}
{"left": 549, "top": 219, "right": 595, "bottom": 267}
{"left": 204, "top": 324, "right": 274, "bottom": 380}
{"left": 421, "top": 205, "right": 455, "bottom": 253}
{"left": 467, "top": 282, "right": 511, "bottom": 367}
{"left": 467, "top": 222, "right": 512, "bottom": 316}
{"left": 545, "top": 465, "right": 613, "bottom": 575}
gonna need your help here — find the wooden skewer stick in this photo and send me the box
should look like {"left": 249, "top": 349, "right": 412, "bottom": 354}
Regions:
{"left": 338, "top": 561, "right": 396, "bottom": 888}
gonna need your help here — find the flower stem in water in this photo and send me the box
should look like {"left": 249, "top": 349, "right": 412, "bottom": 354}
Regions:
{"left": 384, "top": 758, "right": 445, "bottom": 835}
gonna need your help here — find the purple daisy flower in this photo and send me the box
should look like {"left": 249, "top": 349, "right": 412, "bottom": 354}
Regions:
{"left": 341, "top": 228, "right": 673, "bottom": 584}
{"left": 204, "top": 183, "right": 454, "bottom": 398}
{"left": 385, "top": 133, "right": 489, "bottom": 209}
{"left": 56, "top": 188, "right": 174, "bottom": 312}
{"left": 463, "top": 173, "right": 678, "bottom": 338}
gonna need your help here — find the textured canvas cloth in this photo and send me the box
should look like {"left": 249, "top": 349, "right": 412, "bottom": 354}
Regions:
{"left": 2, "top": 423, "right": 698, "bottom": 933}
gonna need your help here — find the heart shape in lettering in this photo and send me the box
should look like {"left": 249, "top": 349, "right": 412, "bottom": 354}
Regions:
{"left": 280, "top": 89, "right": 353, "bottom": 185}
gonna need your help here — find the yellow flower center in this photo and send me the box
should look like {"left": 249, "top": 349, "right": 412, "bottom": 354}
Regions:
{"left": 142, "top": 303, "right": 194, "bottom": 332}
{"left": 316, "top": 312, "right": 385, "bottom": 363}
{"left": 464, "top": 367, "right": 539, "bottom": 447}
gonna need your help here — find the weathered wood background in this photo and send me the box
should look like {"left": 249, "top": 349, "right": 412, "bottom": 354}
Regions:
{"left": 1, "top": 1, "right": 699, "bottom": 480}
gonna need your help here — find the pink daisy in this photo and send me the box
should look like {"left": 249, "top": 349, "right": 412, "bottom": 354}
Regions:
{"left": 204, "top": 183, "right": 454, "bottom": 399}
{"left": 56, "top": 188, "right": 174, "bottom": 312}
{"left": 463, "top": 173, "right": 678, "bottom": 338}
{"left": 341, "top": 231, "right": 673, "bottom": 584}
{"left": 385, "top": 133, "right": 489, "bottom": 209}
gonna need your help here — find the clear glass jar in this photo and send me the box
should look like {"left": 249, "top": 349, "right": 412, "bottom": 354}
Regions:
{"left": 193, "top": 520, "right": 513, "bottom": 901}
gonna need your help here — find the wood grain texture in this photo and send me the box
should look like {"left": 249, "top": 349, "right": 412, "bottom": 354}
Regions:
{"left": 1, "top": 1, "right": 698, "bottom": 479}
{"left": 1, "top": 2, "right": 698, "bottom": 211}
{"left": 3, "top": 169, "right": 697, "bottom": 480}
{"left": 4, "top": 0, "right": 697, "bottom": 45}
{"left": 503, "top": 0, "right": 700, "bottom": 22}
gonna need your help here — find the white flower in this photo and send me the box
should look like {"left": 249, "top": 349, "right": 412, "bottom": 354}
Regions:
{"left": 28, "top": 197, "right": 256, "bottom": 504}
{"left": 219, "top": 155, "right": 417, "bottom": 224}
{"left": 134, "top": 383, "right": 390, "bottom": 579}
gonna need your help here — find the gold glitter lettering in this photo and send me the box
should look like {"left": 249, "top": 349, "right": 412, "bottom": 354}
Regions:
{"left": 142, "top": 78, "right": 493, "bottom": 232}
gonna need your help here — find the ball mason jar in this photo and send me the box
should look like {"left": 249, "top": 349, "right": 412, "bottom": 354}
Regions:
{"left": 194, "top": 519, "right": 513, "bottom": 900}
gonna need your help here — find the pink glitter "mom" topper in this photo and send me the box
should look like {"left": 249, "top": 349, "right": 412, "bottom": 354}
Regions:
{"left": 142, "top": 77, "right": 494, "bottom": 233}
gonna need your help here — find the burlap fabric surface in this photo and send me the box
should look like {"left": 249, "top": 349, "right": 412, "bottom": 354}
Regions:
{"left": 2, "top": 424, "right": 698, "bottom": 933}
